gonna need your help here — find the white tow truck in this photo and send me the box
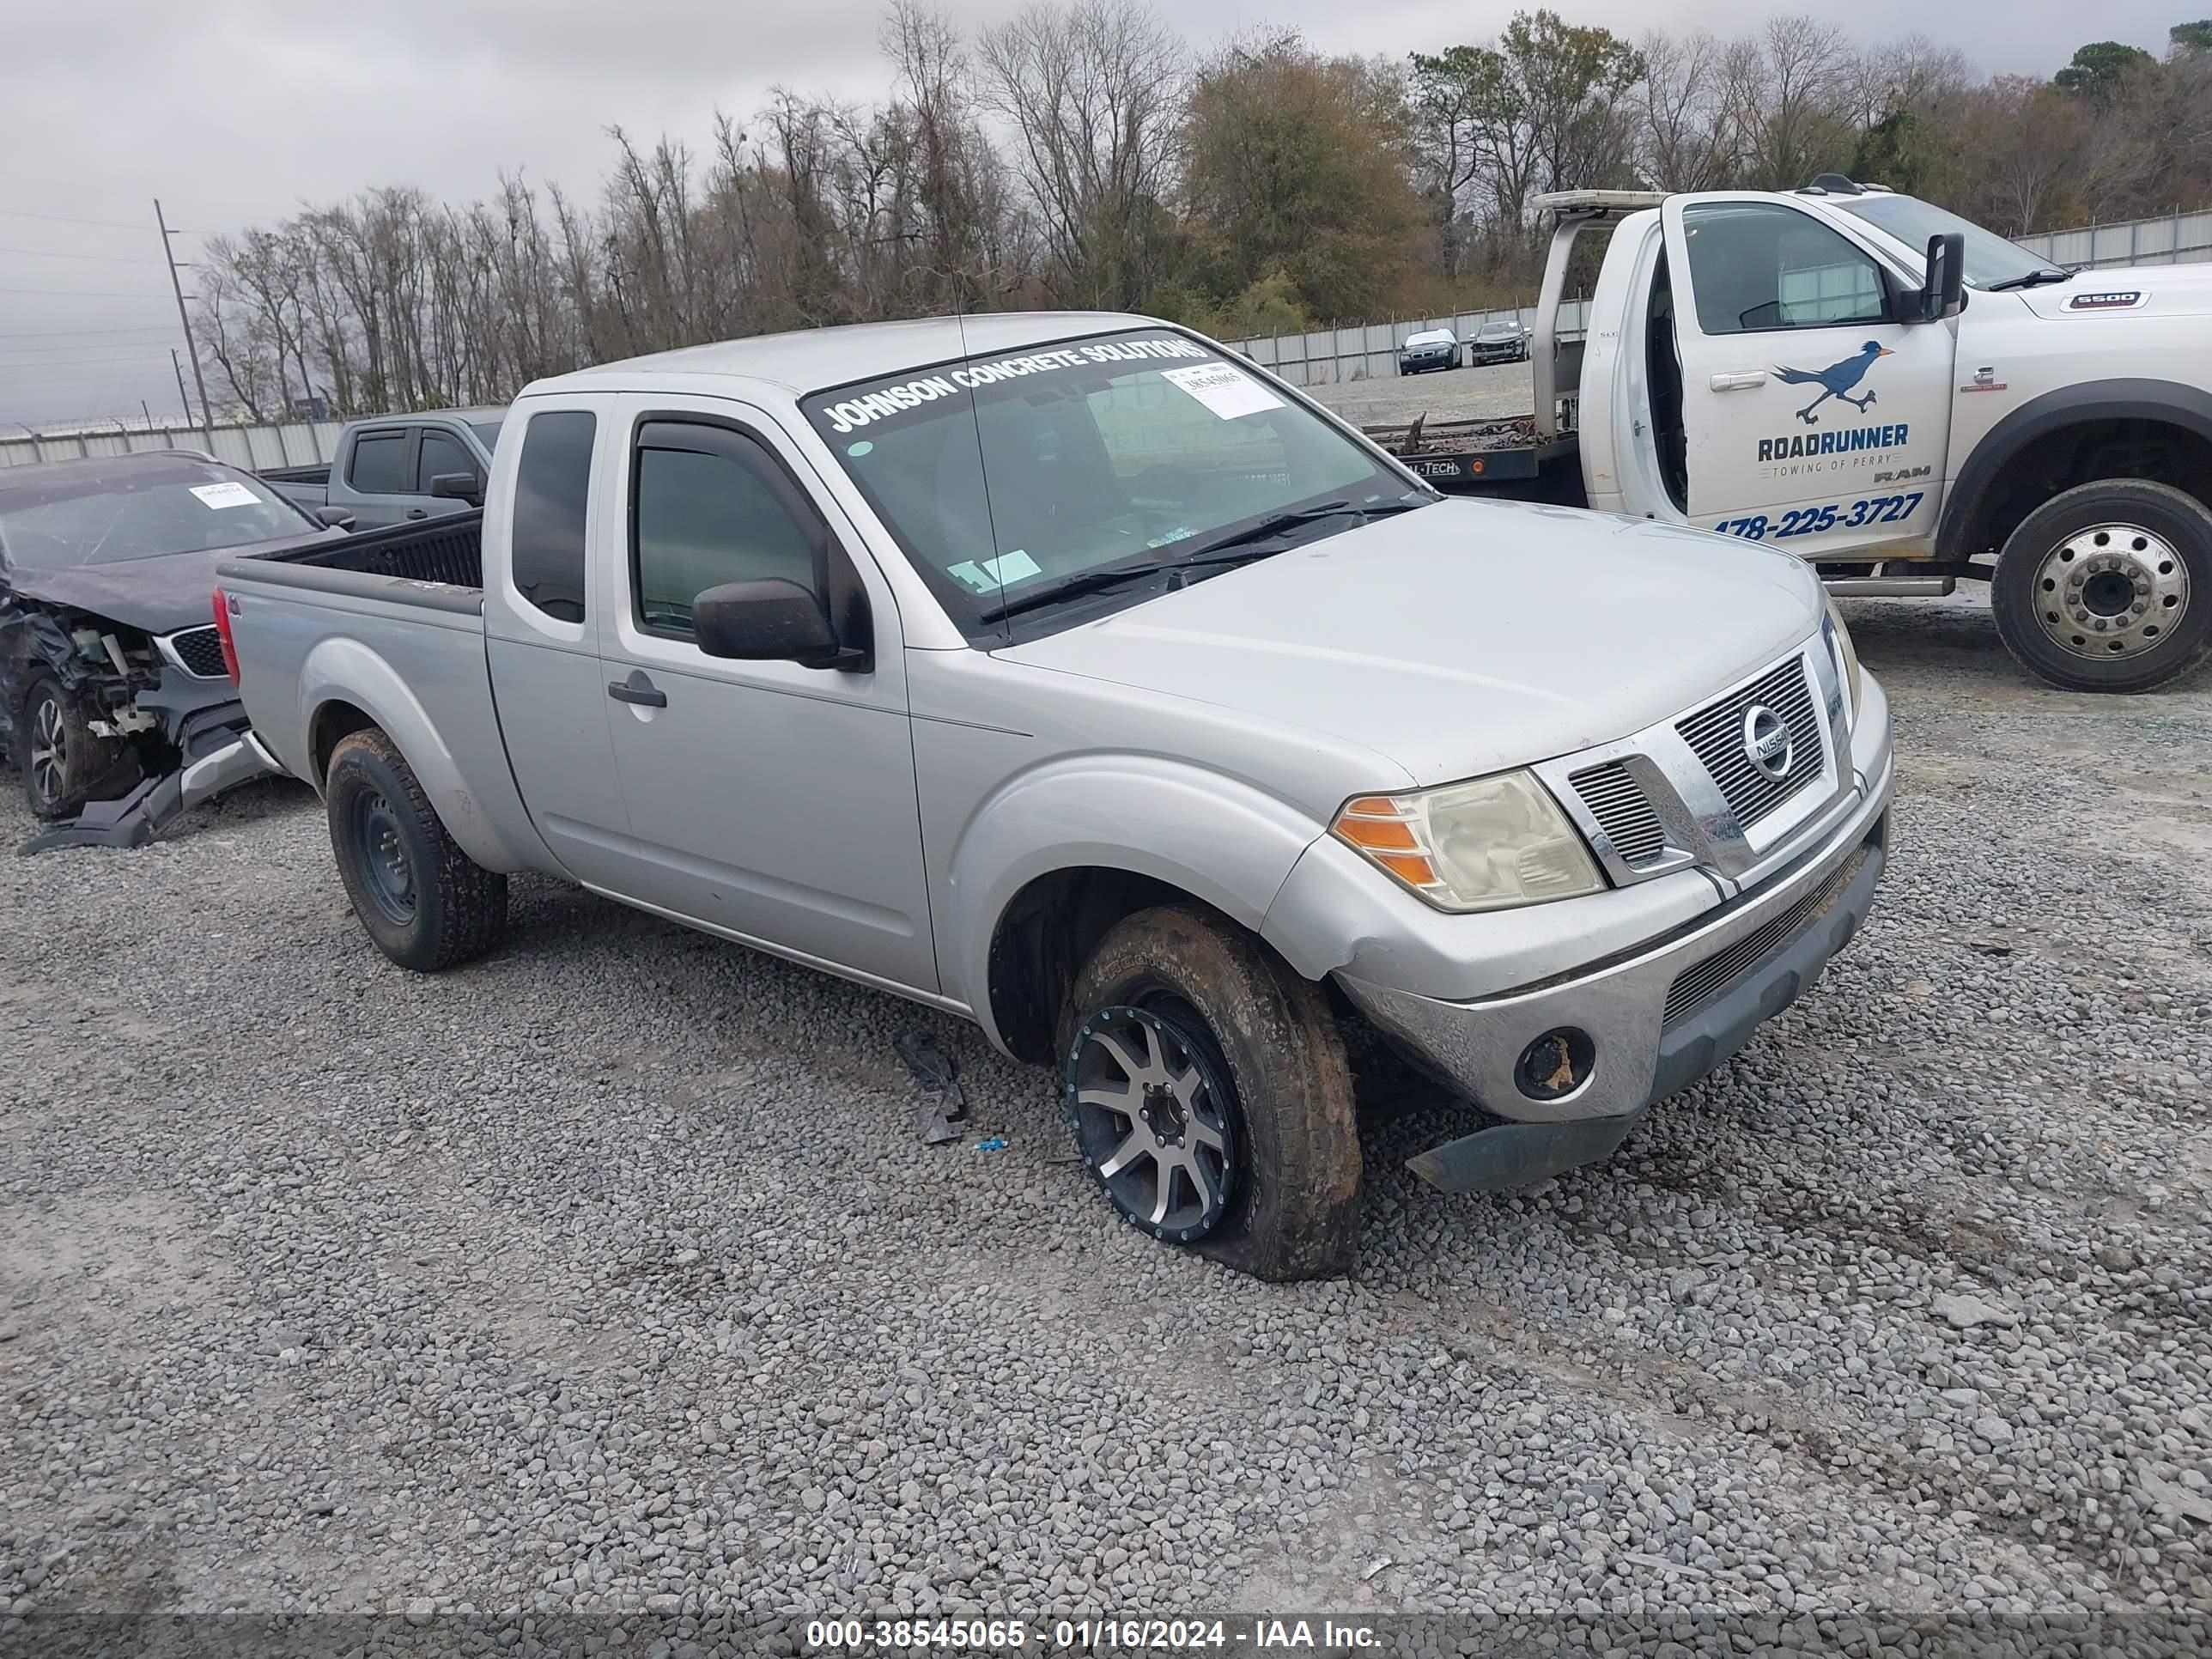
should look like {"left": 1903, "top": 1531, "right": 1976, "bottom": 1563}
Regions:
{"left": 1361, "top": 175, "right": 2212, "bottom": 692}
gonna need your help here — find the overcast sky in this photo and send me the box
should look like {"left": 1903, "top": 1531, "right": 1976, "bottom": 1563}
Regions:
{"left": 0, "top": 0, "right": 2189, "bottom": 425}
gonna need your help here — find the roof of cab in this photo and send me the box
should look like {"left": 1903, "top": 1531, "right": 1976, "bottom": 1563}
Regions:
{"left": 526, "top": 310, "right": 1169, "bottom": 399}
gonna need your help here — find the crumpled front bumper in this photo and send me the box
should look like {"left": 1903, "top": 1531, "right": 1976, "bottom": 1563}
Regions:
{"left": 1338, "top": 746, "right": 1892, "bottom": 1140}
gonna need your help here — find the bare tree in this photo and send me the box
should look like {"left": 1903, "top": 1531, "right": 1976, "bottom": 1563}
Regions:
{"left": 979, "top": 0, "right": 1184, "bottom": 308}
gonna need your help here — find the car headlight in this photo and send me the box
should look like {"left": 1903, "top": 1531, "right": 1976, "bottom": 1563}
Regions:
{"left": 1332, "top": 770, "right": 1604, "bottom": 912}
{"left": 1821, "top": 592, "right": 1863, "bottom": 720}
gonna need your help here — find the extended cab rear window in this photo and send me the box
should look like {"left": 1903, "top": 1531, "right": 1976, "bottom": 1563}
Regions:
{"left": 509, "top": 410, "right": 596, "bottom": 623}
{"left": 798, "top": 326, "right": 1402, "bottom": 639}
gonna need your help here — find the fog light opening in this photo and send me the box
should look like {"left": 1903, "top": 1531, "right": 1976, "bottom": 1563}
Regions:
{"left": 1515, "top": 1028, "right": 1595, "bottom": 1101}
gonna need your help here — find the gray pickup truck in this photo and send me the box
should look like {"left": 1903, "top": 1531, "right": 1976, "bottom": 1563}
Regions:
{"left": 215, "top": 313, "right": 1893, "bottom": 1280}
{"left": 263, "top": 406, "right": 503, "bottom": 532}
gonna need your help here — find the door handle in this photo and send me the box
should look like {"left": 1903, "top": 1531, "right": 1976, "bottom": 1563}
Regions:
{"left": 405, "top": 507, "right": 428, "bottom": 520}
{"left": 1709, "top": 370, "right": 1767, "bottom": 392}
{"left": 607, "top": 673, "right": 667, "bottom": 708}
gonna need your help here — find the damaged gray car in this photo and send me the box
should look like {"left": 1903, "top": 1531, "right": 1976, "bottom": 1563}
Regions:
{"left": 0, "top": 452, "right": 336, "bottom": 847}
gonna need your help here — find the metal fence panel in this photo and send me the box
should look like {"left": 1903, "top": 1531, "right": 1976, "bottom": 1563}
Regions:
{"left": 0, "top": 418, "right": 341, "bottom": 471}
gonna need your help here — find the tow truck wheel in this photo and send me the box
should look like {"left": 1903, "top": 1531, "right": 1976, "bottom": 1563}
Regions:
{"left": 1991, "top": 480, "right": 2212, "bottom": 692}
{"left": 1059, "top": 904, "right": 1359, "bottom": 1281}
{"left": 325, "top": 727, "right": 507, "bottom": 971}
{"left": 17, "top": 673, "right": 126, "bottom": 821}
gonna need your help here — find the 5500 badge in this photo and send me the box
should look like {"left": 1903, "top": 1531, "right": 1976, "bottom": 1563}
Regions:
{"left": 1715, "top": 492, "right": 1924, "bottom": 541}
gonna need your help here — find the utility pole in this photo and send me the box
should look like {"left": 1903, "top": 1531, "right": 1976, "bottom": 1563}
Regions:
{"left": 171, "top": 349, "right": 191, "bottom": 427}
{"left": 155, "top": 198, "right": 215, "bottom": 447}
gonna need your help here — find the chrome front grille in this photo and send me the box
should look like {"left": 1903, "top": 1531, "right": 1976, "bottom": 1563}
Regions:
{"left": 1674, "top": 657, "right": 1821, "bottom": 832}
{"left": 1569, "top": 761, "right": 1666, "bottom": 868}
{"left": 163, "top": 625, "right": 228, "bottom": 679}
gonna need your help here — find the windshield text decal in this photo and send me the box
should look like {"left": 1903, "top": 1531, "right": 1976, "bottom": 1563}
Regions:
{"left": 816, "top": 337, "right": 1210, "bottom": 434}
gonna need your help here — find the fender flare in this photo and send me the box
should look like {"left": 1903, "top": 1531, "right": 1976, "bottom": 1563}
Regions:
{"left": 296, "top": 635, "right": 538, "bottom": 873}
{"left": 1941, "top": 378, "right": 2212, "bottom": 558}
{"left": 944, "top": 756, "right": 1327, "bottom": 1052}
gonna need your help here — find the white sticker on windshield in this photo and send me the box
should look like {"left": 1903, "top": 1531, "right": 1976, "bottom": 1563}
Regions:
{"left": 945, "top": 550, "right": 1044, "bottom": 592}
{"left": 1160, "top": 362, "right": 1283, "bottom": 421}
{"left": 189, "top": 481, "right": 260, "bottom": 510}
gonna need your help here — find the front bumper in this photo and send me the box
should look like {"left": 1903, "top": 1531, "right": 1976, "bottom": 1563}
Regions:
{"left": 1340, "top": 746, "right": 1893, "bottom": 1131}
{"left": 1401, "top": 350, "right": 1455, "bottom": 371}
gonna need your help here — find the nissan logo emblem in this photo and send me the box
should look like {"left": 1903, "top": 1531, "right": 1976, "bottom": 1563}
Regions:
{"left": 1741, "top": 705, "right": 1793, "bottom": 780}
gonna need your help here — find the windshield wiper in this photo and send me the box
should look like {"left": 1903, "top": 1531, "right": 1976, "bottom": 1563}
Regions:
{"left": 975, "top": 494, "right": 1432, "bottom": 623}
{"left": 974, "top": 556, "right": 1176, "bottom": 623}
{"left": 1984, "top": 269, "right": 2071, "bottom": 292}
{"left": 1170, "top": 493, "right": 1431, "bottom": 568}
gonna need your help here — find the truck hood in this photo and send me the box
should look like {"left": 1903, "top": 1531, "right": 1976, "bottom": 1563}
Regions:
{"left": 995, "top": 498, "right": 1824, "bottom": 787}
{"left": 3, "top": 526, "right": 346, "bottom": 636}
{"left": 2016, "top": 263, "right": 2212, "bottom": 321}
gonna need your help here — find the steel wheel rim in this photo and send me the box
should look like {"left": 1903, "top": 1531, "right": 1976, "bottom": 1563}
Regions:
{"left": 27, "top": 695, "right": 66, "bottom": 807}
{"left": 350, "top": 790, "right": 416, "bottom": 924}
{"left": 2032, "top": 523, "right": 2190, "bottom": 660}
{"left": 1066, "top": 1001, "right": 1241, "bottom": 1244}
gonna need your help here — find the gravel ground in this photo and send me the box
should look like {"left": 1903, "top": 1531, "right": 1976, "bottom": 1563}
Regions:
{"left": 1300, "top": 362, "right": 1534, "bottom": 429}
{"left": 3, "top": 592, "right": 2209, "bottom": 1653}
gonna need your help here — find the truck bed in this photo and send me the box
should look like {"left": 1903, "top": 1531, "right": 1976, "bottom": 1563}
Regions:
{"left": 1359, "top": 412, "right": 1579, "bottom": 489}
{"left": 224, "top": 511, "right": 485, "bottom": 608}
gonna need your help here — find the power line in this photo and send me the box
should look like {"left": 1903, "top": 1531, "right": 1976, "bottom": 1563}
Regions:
{"left": 0, "top": 283, "right": 179, "bottom": 299}
{"left": 0, "top": 244, "right": 169, "bottom": 265}
{"left": 0, "top": 324, "right": 182, "bottom": 339}
{"left": 0, "top": 205, "right": 153, "bottom": 232}
{"left": 0, "top": 343, "right": 184, "bottom": 362}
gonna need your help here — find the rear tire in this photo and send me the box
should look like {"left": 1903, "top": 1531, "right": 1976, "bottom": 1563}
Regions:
{"left": 325, "top": 727, "right": 507, "bottom": 970}
{"left": 17, "top": 673, "right": 131, "bottom": 821}
{"left": 1990, "top": 479, "right": 2212, "bottom": 692}
{"left": 1059, "top": 904, "right": 1359, "bottom": 1281}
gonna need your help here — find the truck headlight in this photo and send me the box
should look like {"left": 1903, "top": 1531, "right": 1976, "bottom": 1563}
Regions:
{"left": 1821, "top": 592, "right": 1863, "bottom": 720}
{"left": 1332, "top": 770, "right": 1603, "bottom": 912}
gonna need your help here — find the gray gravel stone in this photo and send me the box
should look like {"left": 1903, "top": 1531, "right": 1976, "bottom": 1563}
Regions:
{"left": 0, "top": 588, "right": 2207, "bottom": 1636}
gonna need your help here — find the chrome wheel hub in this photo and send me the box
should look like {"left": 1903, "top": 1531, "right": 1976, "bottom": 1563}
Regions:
{"left": 28, "top": 696, "right": 66, "bottom": 805}
{"left": 2033, "top": 524, "right": 2191, "bottom": 660}
{"left": 1066, "top": 1003, "right": 1239, "bottom": 1243}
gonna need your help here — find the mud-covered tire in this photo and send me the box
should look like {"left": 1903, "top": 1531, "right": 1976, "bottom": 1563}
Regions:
{"left": 325, "top": 727, "right": 506, "bottom": 971}
{"left": 1059, "top": 904, "right": 1358, "bottom": 1281}
{"left": 1990, "top": 479, "right": 2212, "bottom": 692}
{"left": 17, "top": 672, "right": 131, "bottom": 821}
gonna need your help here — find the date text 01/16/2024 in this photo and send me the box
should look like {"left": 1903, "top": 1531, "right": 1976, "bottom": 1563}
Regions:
{"left": 1714, "top": 491, "right": 1925, "bottom": 542}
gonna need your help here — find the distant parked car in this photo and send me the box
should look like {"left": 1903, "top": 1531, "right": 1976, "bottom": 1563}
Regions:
{"left": 1466, "top": 319, "right": 1531, "bottom": 365}
{"left": 261, "top": 406, "right": 504, "bottom": 532}
{"left": 0, "top": 451, "right": 336, "bottom": 832}
{"left": 1396, "top": 328, "right": 1460, "bottom": 375}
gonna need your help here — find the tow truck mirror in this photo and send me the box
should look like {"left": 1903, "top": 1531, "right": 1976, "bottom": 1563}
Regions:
{"left": 428, "top": 471, "right": 483, "bottom": 507}
{"left": 1919, "top": 233, "right": 1966, "bottom": 322}
{"left": 693, "top": 578, "right": 866, "bottom": 671}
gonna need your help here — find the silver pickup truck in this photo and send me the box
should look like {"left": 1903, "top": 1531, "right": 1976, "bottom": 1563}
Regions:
{"left": 216, "top": 312, "right": 1894, "bottom": 1280}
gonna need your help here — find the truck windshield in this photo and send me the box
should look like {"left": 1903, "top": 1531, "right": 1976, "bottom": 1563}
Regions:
{"left": 0, "top": 460, "right": 318, "bottom": 568}
{"left": 799, "top": 326, "right": 1418, "bottom": 635}
{"left": 1827, "top": 194, "right": 2060, "bottom": 290}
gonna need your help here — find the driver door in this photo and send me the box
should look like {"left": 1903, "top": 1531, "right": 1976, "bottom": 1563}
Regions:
{"left": 1662, "top": 196, "right": 1955, "bottom": 558}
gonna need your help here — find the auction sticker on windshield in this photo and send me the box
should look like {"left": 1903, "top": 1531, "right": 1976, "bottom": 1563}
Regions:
{"left": 1160, "top": 362, "right": 1283, "bottom": 421}
{"left": 190, "top": 481, "right": 261, "bottom": 510}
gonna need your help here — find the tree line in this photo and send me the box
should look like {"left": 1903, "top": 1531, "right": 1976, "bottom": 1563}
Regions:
{"left": 190, "top": 4, "right": 2212, "bottom": 422}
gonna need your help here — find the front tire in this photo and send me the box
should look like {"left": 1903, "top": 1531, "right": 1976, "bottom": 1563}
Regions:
{"left": 1060, "top": 905, "right": 1358, "bottom": 1281}
{"left": 17, "top": 673, "right": 131, "bottom": 821}
{"left": 325, "top": 728, "right": 507, "bottom": 970}
{"left": 1990, "top": 480, "right": 2212, "bottom": 691}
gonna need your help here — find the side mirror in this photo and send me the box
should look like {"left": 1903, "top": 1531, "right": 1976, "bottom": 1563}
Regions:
{"left": 1919, "top": 233, "right": 1966, "bottom": 323}
{"left": 315, "top": 507, "right": 356, "bottom": 531}
{"left": 428, "top": 471, "right": 483, "bottom": 507}
{"left": 693, "top": 578, "right": 867, "bottom": 671}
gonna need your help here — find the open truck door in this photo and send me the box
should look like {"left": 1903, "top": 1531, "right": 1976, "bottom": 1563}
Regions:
{"left": 1658, "top": 192, "right": 1959, "bottom": 557}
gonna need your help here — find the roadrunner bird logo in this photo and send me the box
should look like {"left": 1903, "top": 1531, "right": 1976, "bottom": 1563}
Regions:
{"left": 1773, "top": 341, "right": 1893, "bottom": 425}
